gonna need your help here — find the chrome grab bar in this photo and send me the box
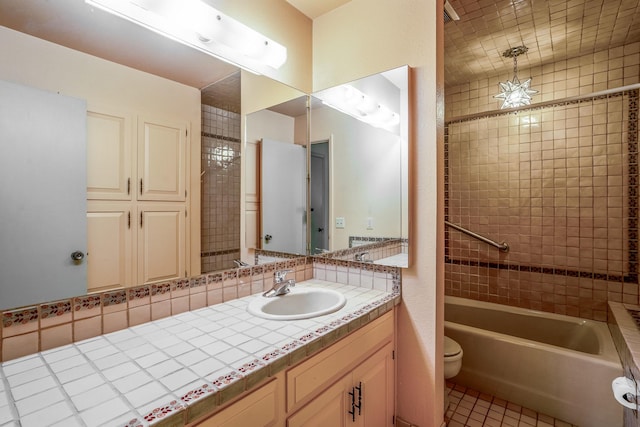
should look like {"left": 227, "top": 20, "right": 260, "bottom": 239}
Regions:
{"left": 445, "top": 221, "right": 509, "bottom": 252}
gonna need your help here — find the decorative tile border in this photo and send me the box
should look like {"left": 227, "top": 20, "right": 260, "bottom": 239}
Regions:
{"left": 2, "top": 307, "right": 38, "bottom": 329}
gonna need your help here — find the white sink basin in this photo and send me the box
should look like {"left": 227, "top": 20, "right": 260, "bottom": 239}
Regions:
{"left": 247, "top": 287, "right": 346, "bottom": 320}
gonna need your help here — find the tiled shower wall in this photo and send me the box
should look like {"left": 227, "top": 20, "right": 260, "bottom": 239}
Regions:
{"left": 201, "top": 105, "right": 241, "bottom": 273}
{"left": 444, "top": 44, "right": 640, "bottom": 321}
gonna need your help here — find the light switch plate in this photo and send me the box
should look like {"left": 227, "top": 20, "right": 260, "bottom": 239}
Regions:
{"left": 335, "top": 217, "right": 345, "bottom": 228}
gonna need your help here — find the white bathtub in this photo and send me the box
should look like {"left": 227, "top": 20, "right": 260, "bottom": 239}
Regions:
{"left": 444, "top": 296, "right": 622, "bottom": 427}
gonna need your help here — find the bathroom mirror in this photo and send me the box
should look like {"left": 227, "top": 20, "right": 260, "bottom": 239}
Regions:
{"left": 243, "top": 73, "right": 309, "bottom": 255}
{"left": 246, "top": 66, "right": 409, "bottom": 267}
{"left": 310, "top": 66, "right": 409, "bottom": 266}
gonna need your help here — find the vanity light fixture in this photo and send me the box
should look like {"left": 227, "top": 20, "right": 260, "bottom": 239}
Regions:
{"left": 319, "top": 85, "right": 400, "bottom": 130}
{"left": 494, "top": 45, "right": 538, "bottom": 109}
{"left": 85, "top": 0, "right": 287, "bottom": 73}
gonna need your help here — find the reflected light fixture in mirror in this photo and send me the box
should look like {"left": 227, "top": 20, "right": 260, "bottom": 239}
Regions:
{"left": 315, "top": 85, "right": 400, "bottom": 132}
{"left": 85, "top": 0, "right": 287, "bottom": 73}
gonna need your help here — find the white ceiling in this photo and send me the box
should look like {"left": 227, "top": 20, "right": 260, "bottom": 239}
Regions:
{"left": 286, "top": 0, "right": 351, "bottom": 19}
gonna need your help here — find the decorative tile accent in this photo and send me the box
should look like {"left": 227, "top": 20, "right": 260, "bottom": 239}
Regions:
{"left": 142, "top": 399, "right": 183, "bottom": 424}
{"left": 40, "top": 300, "right": 72, "bottom": 319}
{"left": 171, "top": 279, "right": 190, "bottom": 298}
{"left": 151, "top": 283, "right": 171, "bottom": 300}
{"left": 189, "top": 276, "right": 206, "bottom": 290}
{"left": 103, "top": 290, "right": 127, "bottom": 307}
{"left": 180, "top": 383, "right": 217, "bottom": 405}
{"left": 128, "top": 286, "right": 150, "bottom": 302}
{"left": 2, "top": 307, "right": 38, "bottom": 337}
{"left": 73, "top": 295, "right": 101, "bottom": 321}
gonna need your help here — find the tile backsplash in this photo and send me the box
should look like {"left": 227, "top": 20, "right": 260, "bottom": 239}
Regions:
{"left": 0, "top": 256, "right": 400, "bottom": 363}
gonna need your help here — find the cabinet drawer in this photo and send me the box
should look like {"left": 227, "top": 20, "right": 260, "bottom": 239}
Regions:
{"left": 286, "top": 310, "right": 393, "bottom": 412}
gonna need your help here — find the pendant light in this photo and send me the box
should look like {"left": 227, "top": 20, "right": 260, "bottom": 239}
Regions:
{"left": 494, "top": 46, "right": 538, "bottom": 109}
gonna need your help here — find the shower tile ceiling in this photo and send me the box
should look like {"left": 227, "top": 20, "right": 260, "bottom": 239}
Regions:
{"left": 201, "top": 72, "right": 241, "bottom": 113}
{"left": 444, "top": 0, "right": 640, "bottom": 88}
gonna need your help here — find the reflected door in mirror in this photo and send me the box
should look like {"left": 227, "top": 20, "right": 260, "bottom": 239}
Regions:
{"left": 260, "top": 138, "right": 306, "bottom": 254}
{"left": 0, "top": 80, "right": 87, "bottom": 310}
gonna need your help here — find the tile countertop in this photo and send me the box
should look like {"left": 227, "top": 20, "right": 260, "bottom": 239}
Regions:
{"left": 0, "top": 280, "right": 399, "bottom": 427}
{"left": 609, "top": 301, "right": 640, "bottom": 370}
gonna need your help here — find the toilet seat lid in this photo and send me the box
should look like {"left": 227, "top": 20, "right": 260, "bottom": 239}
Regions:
{"left": 444, "top": 336, "right": 461, "bottom": 357}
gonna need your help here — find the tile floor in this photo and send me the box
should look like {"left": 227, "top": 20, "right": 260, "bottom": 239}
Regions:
{"left": 445, "top": 382, "right": 578, "bottom": 427}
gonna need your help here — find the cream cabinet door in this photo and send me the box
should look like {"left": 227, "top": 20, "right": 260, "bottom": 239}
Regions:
{"left": 87, "top": 202, "right": 133, "bottom": 292}
{"left": 196, "top": 379, "right": 280, "bottom": 427}
{"left": 352, "top": 343, "right": 395, "bottom": 427}
{"left": 86, "top": 108, "right": 133, "bottom": 200}
{"left": 137, "top": 203, "right": 186, "bottom": 284}
{"left": 287, "top": 376, "right": 352, "bottom": 427}
{"left": 137, "top": 116, "right": 187, "bottom": 202}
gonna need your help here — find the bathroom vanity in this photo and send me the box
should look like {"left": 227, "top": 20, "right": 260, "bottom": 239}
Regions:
{"left": 195, "top": 308, "right": 394, "bottom": 427}
{"left": 0, "top": 281, "right": 398, "bottom": 427}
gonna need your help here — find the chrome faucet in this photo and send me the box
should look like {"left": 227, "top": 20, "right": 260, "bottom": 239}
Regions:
{"left": 233, "top": 259, "right": 249, "bottom": 267}
{"left": 263, "top": 269, "right": 295, "bottom": 297}
{"left": 355, "top": 251, "right": 370, "bottom": 262}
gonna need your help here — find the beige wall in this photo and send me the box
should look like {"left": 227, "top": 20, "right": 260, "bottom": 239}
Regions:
{"left": 0, "top": 25, "right": 203, "bottom": 277}
{"left": 310, "top": 105, "right": 403, "bottom": 250}
{"left": 314, "top": 1, "right": 444, "bottom": 426}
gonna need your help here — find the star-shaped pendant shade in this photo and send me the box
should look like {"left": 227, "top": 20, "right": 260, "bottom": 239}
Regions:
{"left": 494, "top": 76, "right": 538, "bottom": 109}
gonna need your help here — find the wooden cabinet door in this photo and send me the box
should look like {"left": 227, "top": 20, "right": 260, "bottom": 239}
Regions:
{"left": 87, "top": 202, "right": 133, "bottom": 292}
{"left": 86, "top": 108, "right": 133, "bottom": 200}
{"left": 137, "top": 115, "right": 187, "bottom": 202}
{"left": 137, "top": 203, "right": 186, "bottom": 284}
{"left": 196, "top": 379, "right": 280, "bottom": 427}
{"left": 352, "top": 343, "right": 395, "bottom": 427}
{"left": 287, "top": 376, "right": 352, "bottom": 427}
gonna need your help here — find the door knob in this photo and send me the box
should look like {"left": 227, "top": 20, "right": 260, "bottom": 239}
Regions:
{"left": 70, "top": 251, "right": 85, "bottom": 262}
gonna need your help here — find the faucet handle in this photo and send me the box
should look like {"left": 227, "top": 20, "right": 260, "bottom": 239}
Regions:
{"left": 274, "top": 269, "right": 292, "bottom": 283}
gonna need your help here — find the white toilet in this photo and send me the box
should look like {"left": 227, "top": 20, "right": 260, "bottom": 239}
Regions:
{"left": 444, "top": 336, "right": 463, "bottom": 412}
{"left": 444, "top": 336, "right": 463, "bottom": 379}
